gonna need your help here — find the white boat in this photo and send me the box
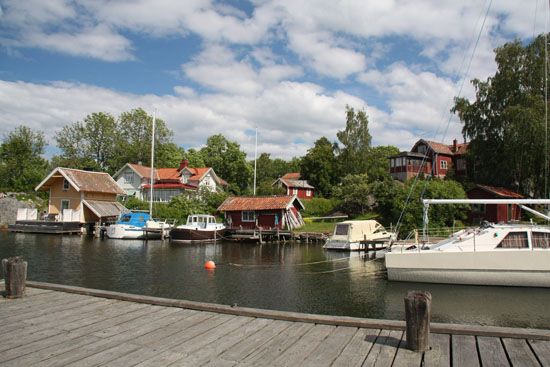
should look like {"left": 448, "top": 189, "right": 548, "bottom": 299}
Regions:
{"left": 385, "top": 199, "right": 550, "bottom": 287}
{"left": 323, "top": 220, "right": 395, "bottom": 251}
{"left": 170, "top": 214, "right": 226, "bottom": 243}
{"left": 105, "top": 211, "right": 170, "bottom": 239}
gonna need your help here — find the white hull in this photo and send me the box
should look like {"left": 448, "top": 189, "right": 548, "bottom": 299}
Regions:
{"left": 105, "top": 224, "right": 162, "bottom": 239}
{"left": 323, "top": 240, "right": 388, "bottom": 251}
{"left": 386, "top": 250, "right": 550, "bottom": 287}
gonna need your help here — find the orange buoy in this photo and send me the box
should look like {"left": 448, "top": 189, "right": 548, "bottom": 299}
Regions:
{"left": 204, "top": 260, "right": 216, "bottom": 270}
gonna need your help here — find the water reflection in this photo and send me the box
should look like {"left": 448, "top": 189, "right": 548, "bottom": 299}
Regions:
{"left": 1, "top": 232, "right": 549, "bottom": 328}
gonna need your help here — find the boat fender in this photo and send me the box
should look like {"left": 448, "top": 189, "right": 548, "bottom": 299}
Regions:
{"left": 494, "top": 232, "right": 498, "bottom": 237}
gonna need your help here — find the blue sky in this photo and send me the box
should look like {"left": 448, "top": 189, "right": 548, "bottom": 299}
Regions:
{"left": 0, "top": 0, "right": 546, "bottom": 159}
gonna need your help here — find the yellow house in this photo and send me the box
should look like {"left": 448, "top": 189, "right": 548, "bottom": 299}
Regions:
{"left": 35, "top": 167, "right": 126, "bottom": 224}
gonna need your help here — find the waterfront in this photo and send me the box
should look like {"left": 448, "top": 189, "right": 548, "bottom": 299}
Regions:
{"left": 1, "top": 232, "right": 550, "bottom": 329}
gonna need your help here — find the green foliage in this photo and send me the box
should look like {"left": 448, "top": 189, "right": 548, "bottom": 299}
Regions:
{"left": 300, "top": 137, "right": 338, "bottom": 197}
{"left": 256, "top": 181, "right": 286, "bottom": 196}
{"left": 200, "top": 188, "right": 229, "bottom": 214}
{"left": 336, "top": 105, "right": 372, "bottom": 176}
{"left": 200, "top": 134, "right": 252, "bottom": 194}
{"left": 333, "top": 173, "right": 374, "bottom": 216}
{"left": 301, "top": 197, "right": 340, "bottom": 217}
{"left": 453, "top": 34, "right": 549, "bottom": 197}
{"left": 183, "top": 148, "right": 205, "bottom": 167}
{"left": 0, "top": 126, "right": 49, "bottom": 192}
{"left": 365, "top": 145, "right": 399, "bottom": 183}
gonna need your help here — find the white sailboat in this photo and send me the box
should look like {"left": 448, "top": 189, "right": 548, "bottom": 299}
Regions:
{"left": 385, "top": 199, "right": 550, "bottom": 287}
{"left": 106, "top": 111, "right": 172, "bottom": 240}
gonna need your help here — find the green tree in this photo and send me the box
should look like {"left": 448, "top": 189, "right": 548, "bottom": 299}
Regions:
{"left": 365, "top": 145, "right": 400, "bottom": 183}
{"left": 336, "top": 105, "right": 372, "bottom": 176}
{"left": 112, "top": 108, "right": 174, "bottom": 170}
{"left": 453, "top": 34, "right": 549, "bottom": 197}
{"left": 300, "top": 137, "right": 338, "bottom": 197}
{"left": 54, "top": 112, "right": 116, "bottom": 171}
{"left": 0, "top": 126, "right": 49, "bottom": 191}
{"left": 183, "top": 148, "right": 205, "bottom": 167}
{"left": 200, "top": 134, "right": 252, "bottom": 194}
{"left": 332, "top": 173, "right": 373, "bottom": 216}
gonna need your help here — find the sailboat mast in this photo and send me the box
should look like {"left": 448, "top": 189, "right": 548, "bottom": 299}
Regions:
{"left": 149, "top": 110, "right": 156, "bottom": 217}
{"left": 253, "top": 127, "right": 258, "bottom": 196}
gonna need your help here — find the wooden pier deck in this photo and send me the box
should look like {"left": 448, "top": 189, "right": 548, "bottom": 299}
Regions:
{"left": 1, "top": 282, "right": 550, "bottom": 366}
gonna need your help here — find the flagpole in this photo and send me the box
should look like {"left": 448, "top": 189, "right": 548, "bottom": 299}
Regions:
{"left": 253, "top": 127, "right": 258, "bottom": 196}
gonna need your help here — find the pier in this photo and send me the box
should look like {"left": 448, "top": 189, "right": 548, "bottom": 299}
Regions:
{"left": 1, "top": 281, "right": 550, "bottom": 366}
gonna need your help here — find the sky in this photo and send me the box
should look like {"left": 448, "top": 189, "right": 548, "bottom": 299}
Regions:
{"left": 0, "top": 0, "right": 547, "bottom": 160}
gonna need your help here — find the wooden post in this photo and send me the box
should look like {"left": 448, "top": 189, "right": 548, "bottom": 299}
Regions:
{"left": 404, "top": 290, "right": 432, "bottom": 352}
{"left": 2, "top": 257, "right": 27, "bottom": 299}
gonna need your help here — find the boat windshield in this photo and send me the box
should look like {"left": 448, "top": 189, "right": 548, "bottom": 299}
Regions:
{"left": 334, "top": 224, "right": 350, "bottom": 236}
{"left": 120, "top": 215, "right": 132, "bottom": 223}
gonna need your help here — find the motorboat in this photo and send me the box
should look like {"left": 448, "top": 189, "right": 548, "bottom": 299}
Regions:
{"left": 170, "top": 214, "right": 226, "bottom": 243}
{"left": 385, "top": 198, "right": 550, "bottom": 287}
{"left": 105, "top": 211, "right": 171, "bottom": 240}
{"left": 323, "top": 220, "right": 395, "bottom": 251}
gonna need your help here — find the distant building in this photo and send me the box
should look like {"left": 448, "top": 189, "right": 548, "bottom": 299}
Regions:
{"left": 35, "top": 167, "right": 126, "bottom": 223}
{"left": 467, "top": 184, "right": 523, "bottom": 224}
{"left": 113, "top": 159, "right": 227, "bottom": 202}
{"left": 217, "top": 195, "right": 305, "bottom": 230}
{"left": 272, "top": 173, "right": 314, "bottom": 199}
{"left": 389, "top": 139, "right": 468, "bottom": 182}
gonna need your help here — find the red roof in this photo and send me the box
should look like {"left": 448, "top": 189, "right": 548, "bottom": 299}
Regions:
{"left": 218, "top": 196, "right": 304, "bottom": 211}
{"left": 476, "top": 185, "right": 524, "bottom": 199}
{"left": 142, "top": 183, "right": 196, "bottom": 190}
{"left": 412, "top": 139, "right": 469, "bottom": 156}
{"left": 282, "top": 172, "right": 301, "bottom": 180}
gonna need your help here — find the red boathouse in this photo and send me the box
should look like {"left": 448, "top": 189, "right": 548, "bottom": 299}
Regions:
{"left": 467, "top": 185, "right": 524, "bottom": 224}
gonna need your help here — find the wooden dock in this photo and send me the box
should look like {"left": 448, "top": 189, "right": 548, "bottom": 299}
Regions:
{"left": 1, "top": 281, "right": 550, "bottom": 366}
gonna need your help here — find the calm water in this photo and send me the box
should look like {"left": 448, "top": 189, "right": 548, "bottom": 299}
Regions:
{"left": 1, "top": 231, "right": 550, "bottom": 329}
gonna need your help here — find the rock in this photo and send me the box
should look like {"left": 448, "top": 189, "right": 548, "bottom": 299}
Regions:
{"left": 0, "top": 196, "right": 36, "bottom": 229}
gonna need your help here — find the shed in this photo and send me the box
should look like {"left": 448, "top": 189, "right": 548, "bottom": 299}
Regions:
{"left": 217, "top": 195, "right": 305, "bottom": 230}
{"left": 467, "top": 185, "right": 524, "bottom": 224}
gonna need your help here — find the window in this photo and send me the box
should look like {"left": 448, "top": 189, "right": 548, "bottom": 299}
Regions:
{"left": 472, "top": 204, "right": 486, "bottom": 213}
{"left": 123, "top": 172, "right": 134, "bottom": 184}
{"left": 293, "top": 188, "right": 298, "bottom": 195}
{"left": 61, "top": 200, "right": 70, "bottom": 211}
{"left": 532, "top": 232, "right": 550, "bottom": 248}
{"left": 496, "top": 232, "right": 528, "bottom": 249}
{"left": 242, "top": 211, "right": 255, "bottom": 222}
{"left": 306, "top": 189, "right": 311, "bottom": 197}
{"left": 390, "top": 159, "right": 395, "bottom": 168}
{"left": 456, "top": 158, "right": 466, "bottom": 171}
{"left": 63, "top": 179, "right": 70, "bottom": 191}
{"left": 335, "top": 224, "right": 350, "bottom": 236}
{"left": 440, "top": 160, "right": 448, "bottom": 169}
{"left": 418, "top": 145, "right": 427, "bottom": 154}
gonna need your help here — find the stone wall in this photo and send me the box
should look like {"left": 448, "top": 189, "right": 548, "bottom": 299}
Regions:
{"left": 0, "top": 196, "right": 36, "bottom": 229}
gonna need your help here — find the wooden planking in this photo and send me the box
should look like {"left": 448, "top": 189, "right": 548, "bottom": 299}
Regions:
{"left": 502, "top": 338, "right": 540, "bottom": 367}
{"left": 528, "top": 339, "right": 550, "bottom": 366}
{"left": 133, "top": 351, "right": 186, "bottom": 367}
{"left": 452, "top": 335, "right": 480, "bottom": 367}
{"left": 392, "top": 333, "right": 423, "bottom": 367}
{"left": 270, "top": 324, "right": 335, "bottom": 367}
{"left": 239, "top": 322, "right": 315, "bottom": 366}
{"left": 301, "top": 326, "right": 358, "bottom": 367}
{"left": 477, "top": 336, "right": 510, "bottom": 367}
{"left": 362, "top": 329, "right": 403, "bottom": 367}
{"left": 423, "top": 333, "right": 451, "bottom": 367}
{"left": 331, "top": 328, "right": 380, "bottom": 367}
{"left": 218, "top": 319, "right": 292, "bottom": 362}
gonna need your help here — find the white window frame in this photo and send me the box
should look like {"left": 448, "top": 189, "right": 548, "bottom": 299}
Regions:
{"left": 242, "top": 211, "right": 255, "bottom": 222}
{"left": 61, "top": 199, "right": 70, "bottom": 211}
{"left": 440, "top": 160, "right": 448, "bottom": 169}
{"left": 293, "top": 188, "right": 298, "bottom": 195}
{"left": 63, "top": 179, "right": 70, "bottom": 191}
{"left": 306, "top": 189, "right": 311, "bottom": 197}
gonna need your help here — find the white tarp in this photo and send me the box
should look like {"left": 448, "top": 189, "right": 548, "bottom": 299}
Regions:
{"left": 16, "top": 208, "right": 38, "bottom": 220}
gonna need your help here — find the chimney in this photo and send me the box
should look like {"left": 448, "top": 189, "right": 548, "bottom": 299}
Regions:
{"left": 138, "top": 161, "right": 142, "bottom": 166}
{"left": 453, "top": 139, "right": 457, "bottom": 153}
{"left": 178, "top": 159, "right": 189, "bottom": 171}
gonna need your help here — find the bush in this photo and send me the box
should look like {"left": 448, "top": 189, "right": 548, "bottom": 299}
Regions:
{"left": 302, "top": 197, "right": 339, "bottom": 217}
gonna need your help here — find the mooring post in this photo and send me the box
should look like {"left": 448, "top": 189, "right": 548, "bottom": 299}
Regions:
{"left": 2, "top": 257, "right": 27, "bottom": 299}
{"left": 404, "top": 290, "right": 431, "bottom": 352}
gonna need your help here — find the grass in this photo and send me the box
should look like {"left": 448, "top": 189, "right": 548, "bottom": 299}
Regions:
{"left": 295, "top": 221, "right": 337, "bottom": 234}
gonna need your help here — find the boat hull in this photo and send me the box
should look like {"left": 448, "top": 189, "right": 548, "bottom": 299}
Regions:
{"left": 170, "top": 228, "right": 225, "bottom": 243}
{"left": 323, "top": 240, "right": 388, "bottom": 251}
{"left": 105, "top": 225, "right": 161, "bottom": 240}
{"left": 386, "top": 250, "right": 550, "bottom": 287}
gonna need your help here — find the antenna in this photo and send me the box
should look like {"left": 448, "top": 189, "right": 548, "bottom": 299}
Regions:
{"left": 253, "top": 127, "right": 258, "bottom": 196}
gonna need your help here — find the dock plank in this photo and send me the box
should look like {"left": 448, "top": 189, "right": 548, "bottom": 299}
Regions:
{"left": 301, "top": 326, "right": 358, "bottom": 367}
{"left": 502, "top": 338, "right": 540, "bottom": 367}
{"left": 331, "top": 328, "right": 380, "bottom": 367}
{"left": 423, "top": 333, "right": 450, "bottom": 367}
{"left": 362, "top": 329, "right": 403, "bottom": 367}
{"left": 392, "top": 333, "right": 423, "bottom": 367}
{"left": 477, "top": 336, "right": 510, "bottom": 367}
{"left": 452, "top": 335, "right": 480, "bottom": 367}
{"left": 528, "top": 339, "right": 550, "bottom": 366}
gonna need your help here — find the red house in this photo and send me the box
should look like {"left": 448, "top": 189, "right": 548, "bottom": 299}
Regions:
{"left": 389, "top": 139, "right": 468, "bottom": 182}
{"left": 218, "top": 195, "right": 305, "bottom": 230}
{"left": 467, "top": 185, "right": 523, "bottom": 224}
{"left": 272, "top": 173, "right": 314, "bottom": 199}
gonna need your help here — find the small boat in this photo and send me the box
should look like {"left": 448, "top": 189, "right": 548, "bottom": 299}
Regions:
{"left": 170, "top": 214, "right": 226, "bottom": 243}
{"left": 105, "top": 211, "right": 170, "bottom": 239}
{"left": 323, "top": 220, "right": 395, "bottom": 251}
{"left": 385, "top": 198, "right": 550, "bottom": 287}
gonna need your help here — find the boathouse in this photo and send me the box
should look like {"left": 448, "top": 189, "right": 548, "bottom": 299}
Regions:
{"left": 467, "top": 184, "right": 523, "bottom": 224}
{"left": 272, "top": 173, "right": 314, "bottom": 199}
{"left": 34, "top": 167, "right": 126, "bottom": 224}
{"left": 217, "top": 195, "right": 305, "bottom": 230}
